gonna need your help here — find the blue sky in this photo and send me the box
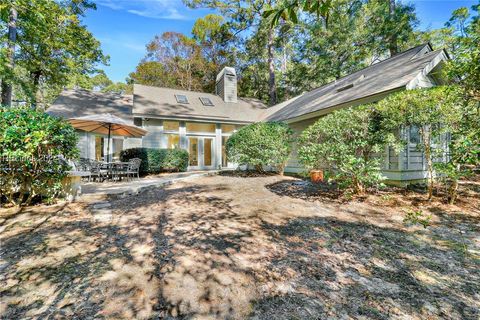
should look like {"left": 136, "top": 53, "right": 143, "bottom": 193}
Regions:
{"left": 82, "top": 0, "right": 478, "bottom": 82}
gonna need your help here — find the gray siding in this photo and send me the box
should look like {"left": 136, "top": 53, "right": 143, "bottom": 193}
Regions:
{"left": 285, "top": 117, "right": 320, "bottom": 173}
{"left": 142, "top": 119, "right": 163, "bottom": 148}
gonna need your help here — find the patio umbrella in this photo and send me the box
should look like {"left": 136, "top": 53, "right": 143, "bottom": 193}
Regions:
{"left": 69, "top": 113, "right": 147, "bottom": 162}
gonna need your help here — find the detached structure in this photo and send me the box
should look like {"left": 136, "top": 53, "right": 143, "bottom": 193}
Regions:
{"left": 48, "top": 43, "right": 449, "bottom": 184}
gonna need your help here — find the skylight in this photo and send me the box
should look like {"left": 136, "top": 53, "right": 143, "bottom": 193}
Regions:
{"left": 175, "top": 94, "right": 189, "bottom": 104}
{"left": 199, "top": 97, "right": 214, "bottom": 106}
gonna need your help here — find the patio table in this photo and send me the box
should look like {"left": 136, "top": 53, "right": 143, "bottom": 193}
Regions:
{"left": 100, "top": 162, "right": 130, "bottom": 181}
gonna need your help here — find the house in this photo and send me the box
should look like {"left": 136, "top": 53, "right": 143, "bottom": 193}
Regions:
{"left": 47, "top": 43, "right": 449, "bottom": 183}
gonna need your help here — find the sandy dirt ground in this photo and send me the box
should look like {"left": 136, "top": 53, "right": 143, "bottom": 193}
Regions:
{"left": 0, "top": 174, "right": 479, "bottom": 319}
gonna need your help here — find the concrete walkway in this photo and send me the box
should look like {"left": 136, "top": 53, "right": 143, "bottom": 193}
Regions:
{"left": 78, "top": 171, "right": 219, "bottom": 203}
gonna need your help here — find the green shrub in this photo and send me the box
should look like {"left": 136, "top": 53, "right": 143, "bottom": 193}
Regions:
{"left": 298, "top": 105, "right": 388, "bottom": 194}
{"left": 120, "top": 148, "right": 189, "bottom": 174}
{"left": 0, "top": 107, "right": 79, "bottom": 206}
{"left": 162, "top": 148, "right": 189, "bottom": 172}
{"left": 226, "top": 122, "right": 293, "bottom": 174}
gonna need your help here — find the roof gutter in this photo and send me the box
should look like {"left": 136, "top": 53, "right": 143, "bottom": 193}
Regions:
{"left": 132, "top": 113, "right": 255, "bottom": 125}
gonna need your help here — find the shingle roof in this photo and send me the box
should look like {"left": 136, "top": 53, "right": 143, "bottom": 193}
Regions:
{"left": 133, "top": 84, "right": 267, "bottom": 124}
{"left": 264, "top": 43, "right": 447, "bottom": 121}
{"left": 47, "top": 90, "right": 133, "bottom": 122}
{"left": 49, "top": 44, "right": 447, "bottom": 126}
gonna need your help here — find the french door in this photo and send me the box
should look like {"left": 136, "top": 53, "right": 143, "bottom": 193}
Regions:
{"left": 188, "top": 136, "right": 215, "bottom": 170}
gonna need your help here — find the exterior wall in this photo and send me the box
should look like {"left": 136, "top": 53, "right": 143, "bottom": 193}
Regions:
{"left": 76, "top": 131, "right": 141, "bottom": 161}
{"left": 284, "top": 74, "right": 448, "bottom": 183}
{"left": 139, "top": 118, "right": 239, "bottom": 170}
{"left": 284, "top": 117, "right": 320, "bottom": 173}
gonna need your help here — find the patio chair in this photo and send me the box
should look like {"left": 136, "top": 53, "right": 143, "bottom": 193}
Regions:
{"left": 87, "top": 160, "right": 104, "bottom": 182}
{"left": 126, "top": 158, "right": 142, "bottom": 181}
{"left": 111, "top": 162, "right": 129, "bottom": 182}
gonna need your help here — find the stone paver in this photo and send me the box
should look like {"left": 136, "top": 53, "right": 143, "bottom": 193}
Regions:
{"left": 78, "top": 171, "right": 219, "bottom": 204}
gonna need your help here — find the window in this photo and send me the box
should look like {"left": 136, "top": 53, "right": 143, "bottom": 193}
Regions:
{"left": 199, "top": 97, "right": 214, "bottom": 106}
{"left": 112, "top": 138, "right": 124, "bottom": 161}
{"left": 175, "top": 94, "right": 189, "bottom": 104}
{"left": 166, "top": 134, "right": 180, "bottom": 149}
{"left": 409, "top": 126, "right": 420, "bottom": 144}
{"left": 95, "top": 136, "right": 104, "bottom": 161}
{"left": 221, "top": 124, "right": 237, "bottom": 133}
{"left": 186, "top": 122, "right": 216, "bottom": 133}
{"left": 163, "top": 121, "right": 179, "bottom": 131}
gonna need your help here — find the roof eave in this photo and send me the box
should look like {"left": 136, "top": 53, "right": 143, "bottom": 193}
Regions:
{"left": 132, "top": 113, "right": 256, "bottom": 125}
{"left": 406, "top": 50, "right": 450, "bottom": 90}
{"left": 273, "top": 86, "right": 406, "bottom": 123}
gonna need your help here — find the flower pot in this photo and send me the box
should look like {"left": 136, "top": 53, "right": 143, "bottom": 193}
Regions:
{"left": 310, "top": 170, "right": 324, "bottom": 183}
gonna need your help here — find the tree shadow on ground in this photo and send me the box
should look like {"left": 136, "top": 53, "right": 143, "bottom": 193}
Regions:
{"left": 266, "top": 179, "right": 342, "bottom": 202}
{"left": 250, "top": 215, "right": 480, "bottom": 320}
{"left": 1, "top": 177, "right": 479, "bottom": 319}
{"left": 0, "top": 184, "right": 231, "bottom": 319}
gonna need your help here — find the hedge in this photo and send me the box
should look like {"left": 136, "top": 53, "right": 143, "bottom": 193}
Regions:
{"left": 0, "top": 106, "right": 79, "bottom": 206}
{"left": 226, "top": 122, "right": 293, "bottom": 174}
{"left": 120, "top": 148, "right": 189, "bottom": 174}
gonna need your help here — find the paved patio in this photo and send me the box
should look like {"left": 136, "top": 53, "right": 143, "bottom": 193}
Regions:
{"left": 78, "top": 171, "right": 219, "bottom": 202}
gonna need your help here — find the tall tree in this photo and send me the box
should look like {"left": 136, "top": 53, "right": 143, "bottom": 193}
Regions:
{"left": 144, "top": 32, "right": 207, "bottom": 91}
{"left": 128, "top": 61, "right": 172, "bottom": 88}
{"left": 0, "top": 0, "right": 107, "bottom": 106}
{"left": 0, "top": 4, "right": 17, "bottom": 106}
{"left": 184, "top": 0, "right": 281, "bottom": 105}
{"left": 192, "top": 14, "right": 233, "bottom": 92}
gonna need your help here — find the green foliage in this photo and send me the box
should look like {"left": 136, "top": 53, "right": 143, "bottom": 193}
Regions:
{"left": 0, "top": 106, "right": 78, "bottom": 206}
{"left": 376, "top": 87, "right": 463, "bottom": 200}
{"left": 298, "top": 105, "right": 388, "bottom": 194}
{"left": 434, "top": 90, "right": 480, "bottom": 204}
{"left": 128, "top": 61, "right": 172, "bottom": 88}
{"left": 403, "top": 209, "right": 431, "bottom": 228}
{"left": 226, "top": 122, "right": 293, "bottom": 173}
{"left": 263, "top": 0, "right": 332, "bottom": 27}
{"left": 120, "top": 148, "right": 189, "bottom": 174}
{"left": 0, "top": 0, "right": 107, "bottom": 106}
{"left": 448, "top": 5, "right": 480, "bottom": 104}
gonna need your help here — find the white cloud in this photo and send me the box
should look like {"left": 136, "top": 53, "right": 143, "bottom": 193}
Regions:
{"left": 97, "top": 0, "right": 192, "bottom": 20}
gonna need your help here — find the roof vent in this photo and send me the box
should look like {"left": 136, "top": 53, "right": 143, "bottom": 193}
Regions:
{"left": 336, "top": 83, "right": 354, "bottom": 92}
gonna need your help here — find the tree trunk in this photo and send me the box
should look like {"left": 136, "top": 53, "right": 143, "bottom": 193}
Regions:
{"left": 267, "top": 27, "right": 277, "bottom": 106}
{"left": 255, "top": 164, "right": 264, "bottom": 173}
{"left": 1, "top": 6, "right": 18, "bottom": 107}
{"left": 421, "top": 128, "right": 434, "bottom": 200}
{"left": 31, "top": 70, "right": 42, "bottom": 108}
{"left": 448, "top": 179, "right": 459, "bottom": 205}
{"left": 353, "top": 176, "right": 364, "bottom": 195}
{"left": 388, "top": 0, "right": 398, "bottom": 56}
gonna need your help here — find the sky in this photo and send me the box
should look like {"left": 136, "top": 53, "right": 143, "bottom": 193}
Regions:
{"left": 82, "top": 0, "right": 478, "bottom": 82}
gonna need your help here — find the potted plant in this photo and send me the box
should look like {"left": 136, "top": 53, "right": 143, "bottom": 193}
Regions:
{"left": 309, "top": 169, "right": 324, "bottom": 183}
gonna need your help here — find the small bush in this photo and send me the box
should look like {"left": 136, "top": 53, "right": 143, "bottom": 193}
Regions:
{"left": 298, "top": 105, "right": 388, "bottom": 194}
{"left": 120, "top": 148, "right": 189, "bottom": 174}
{"left": 226, "top": 122, "right": 293, "bottom": 174}
{"left": 0, "top": 107, "right": 79, "bottom": 206}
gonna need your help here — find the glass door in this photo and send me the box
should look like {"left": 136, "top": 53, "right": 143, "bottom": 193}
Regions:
{"left": 203, "top": 138, "right": 213, "bottom": 168}
{"left": 188, "top": 137, "right": 215, "bottom": 170}
{"left": 188, "top": 137, "right": 199, "bottom": 167}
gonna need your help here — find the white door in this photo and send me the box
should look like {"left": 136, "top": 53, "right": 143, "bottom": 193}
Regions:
{"left": 188, "top": 137, "right": 215, "bottom": 170}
